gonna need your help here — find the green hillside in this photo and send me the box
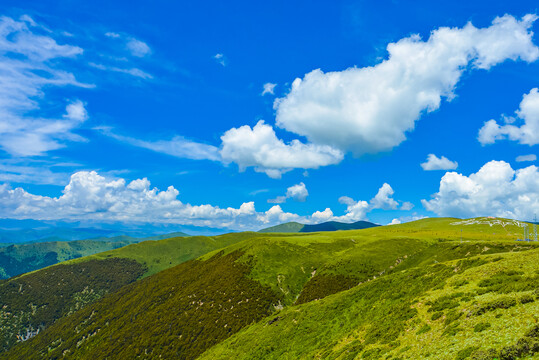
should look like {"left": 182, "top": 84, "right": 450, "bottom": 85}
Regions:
{"left": 0, "top": 232, "right": 188, "bottom": 279}
{"left": 0, "top": 232, "right": 254, "bottom": 352}
{"left": 3, "top": 217, "right": 538, "bottom": 359}
{"left": 0, "top": 239, "right": 136, "bottom": 279}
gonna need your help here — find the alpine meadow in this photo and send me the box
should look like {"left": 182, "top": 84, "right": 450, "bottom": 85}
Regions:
{"left": 0, "top": 1, "right": 538, "bottom": 359}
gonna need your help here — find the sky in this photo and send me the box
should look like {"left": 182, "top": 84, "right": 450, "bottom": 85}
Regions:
{"left": 0, "top": 0, "right": 538, "bottom": 232}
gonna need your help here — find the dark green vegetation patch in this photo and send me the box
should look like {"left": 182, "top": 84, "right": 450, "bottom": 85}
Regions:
{"left": 3, "top": 251, "right": 280, "bottom": 360}
{"left": 0, "top": 258, "right": 145, "bottom": 352}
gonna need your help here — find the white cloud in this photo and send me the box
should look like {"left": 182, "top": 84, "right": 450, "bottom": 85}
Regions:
{"left": 478, "top": 88, "right": 539, "bottom": 146}
{"left": 334, "top": 196, "right": 370, "bottom": 222}
{"left": 331, "top": 183, "right": 410, "bottom": 223}
{"left": 89, "top": 62, "right": 153, "bottom": 79}
{"left": 97, "top": 127, "right": 221, "bottom": 161}
{"left": 311, "top": 208, "right": 334, "bottom": 222}
{"left": 64, "top": 100, "right": 89, "bottom": 122}
{"left": 400, "top": 201, "right": 415, "bottom": 211}
{"left": 267, "top": 196, "right": 287, "bottom": 204}
{"left": 105, "top": 32, "right": 120, "bottom": 38}
{"left": 0, "top": 171, "right": 414, "bottom": 229}
{"left": 389, "top": 214, "right": 427, "bottom": 225}
{"left": 516, "top": 154, "right": 536, "bottom": 162}
{"left": 268, "top": 182, "right": 308, "bottom": 203}
{"left": 0, "top": 159, "right": 73, "bottom": 185}
{"left": 0, "top": 171, "right": 307, "bottom": 230}
{"left": 421, "top": 154, "right": 458, "bottom": 171}
{"left": 286, "top": 182, "right": 308, "bottom": 201}
{"left": 220, "top": 120, "right": 343, "bottom": 178}
{"left": 422, "top": 160, "right": 539, "bottom": 220}
{"left": 274, "top": 14, "right": 538, "bottom": 155}
{"left": 0, "top": 16, "right": 92, "bottom": 157}
{"left": 262, "top": 83, "right": 277, "bottom": 96}
{"left": 214, "top": 53, "right": 226, "bottom": 66}
{"left": 126, "top": 38, "right": 151, "bottom": 57}
{"left": 370, "top": 183, "right": 399, "bottom": 210}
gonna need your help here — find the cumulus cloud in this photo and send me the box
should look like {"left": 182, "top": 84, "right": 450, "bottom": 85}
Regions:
{"left": 0, "top": 16, "right": 92, "bottom": 156}
{"left": 97, "top": 127, "right": 221, "bottom": 161}
{"left": 332, "top": 183, "right": 411, "bottom": 222}
{"left": 126, "top": 38, "right": 151, "bottom": 57}
{"left": 516, "top": 154, "right": 536, "bottom": 162}
{"left": 220, "top": 120, "right": 343, "bottom": 178}
{"left": 422, "top": 160, "right": 539, "bottom": 220}
{"left": 268, "top": 182, "right": 308, "bottom": 203}
{"left": 478, "top": 88, "right": 539, "bottom": 146}
{"left": 0, "top": 171, "right": 413, "bottom": 229}
{"left": 370, "top": 183, "right": 399, "bottom": 210}
{"left": 334, "top": 196, "right": 370, "bottom": 222}
{"left": 262, "top": 83, "right": 277, "bottom": 95}
{"left": 0, "top": 171, "right": 321, "bottom": 230}
{"left": 421, "top": 154, "right": 458, "bottom": 171}
{"left": 274, "top": 14, "right": 538, "bottom": 155}
{"left": 311, "top": 208, "right": 334, "bottom": 223}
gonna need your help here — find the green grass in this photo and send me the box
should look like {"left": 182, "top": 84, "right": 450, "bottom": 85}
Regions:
{"left": 2, "top": 216, "right": 538, "bottom": 359}
{"left": 30, "top": 231, "right": 261, "bottom": 279}
{"left": 199, "top": 249, "right": 539, "bottom": 360}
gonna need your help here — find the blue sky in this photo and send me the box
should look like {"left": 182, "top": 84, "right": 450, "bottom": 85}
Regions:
{"left": 0, "top": 0, "right": 538, "bottom": 232}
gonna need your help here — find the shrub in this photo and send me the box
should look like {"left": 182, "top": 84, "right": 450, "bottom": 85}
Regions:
{"left": 473, "top": 322, "right": 491, "bottom": 333}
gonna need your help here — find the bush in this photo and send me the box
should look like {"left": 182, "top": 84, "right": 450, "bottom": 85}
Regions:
{"left": 473, "top": 322, "right": 491, "bottom": 333}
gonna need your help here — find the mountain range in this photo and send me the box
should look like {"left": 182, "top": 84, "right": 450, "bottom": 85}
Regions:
{"left": 259, "top": 220, "right": 379, "bottom": 233}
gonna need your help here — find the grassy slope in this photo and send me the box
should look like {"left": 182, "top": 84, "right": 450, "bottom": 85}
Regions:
{"left": 63, "top": 231, "right": 262, "bottom": 277}
{"left": 0, "top": 258, "right": 145, "bottom": 352}
{"left": 3, "top": 217, "right": 538, "bottom": 359}
{"left": 0, "top": 239, "right": 136, "bottom": 279}
{"left": 3, "top": 251, "right": 281, "bottom": 360}
{"left": 0, "top": 232, "right": 188, "bottom": 279}
{"left": 0, "top": 232, "right": 255, "bottom": 354}
{"left": 197, "top": 218, "right": 539, "bottom": 359}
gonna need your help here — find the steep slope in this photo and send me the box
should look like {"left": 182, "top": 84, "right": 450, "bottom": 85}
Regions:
{"left": 0, "top": 239, "right": 136, "bottom": 279}
{"left": 3, "top": 217, "right": 538, "bottom": 359}
{"left": 0, "top": 232, "right": 254, "bottom": 353}
{"left": 199, "top": 248, "right": 539, "bottom": 360}
{"left": 0, "top": 258, "right": 145, "bottom": 352}
{"left": 0, "top": 232, "right": 189, "bottom": 279}
{"left": 3, "top": 251, "right": 281, "bottom": 360}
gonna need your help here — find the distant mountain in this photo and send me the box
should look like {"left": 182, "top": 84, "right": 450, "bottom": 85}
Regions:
{"left": 301, "top": 220, "right": 380, "bottom": 232}
{"left": 0, "top": 218, "right": 192, "bottom": 244}
{"left": 258, "top": 221, "right": 305, "bottom": 233}
{"left": 259, "top": 220, "right": 379, "bottom": 233}
{"left": 0, "top": 232, "right": 188, "bottom": 279}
